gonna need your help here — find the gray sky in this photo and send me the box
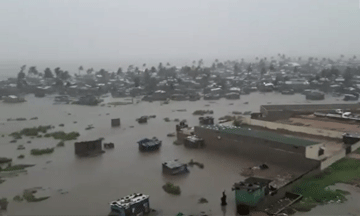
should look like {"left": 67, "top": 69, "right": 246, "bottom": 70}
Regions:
{"left": 0, "top": 0, "right": 359, "bottom": 64}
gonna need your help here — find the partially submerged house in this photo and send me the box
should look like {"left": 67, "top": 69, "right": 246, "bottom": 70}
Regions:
{"left": 184, "top": 135, "right": 205, "bottom": 148}
{"left": 111, "top": 118, "right": 121, "bottom": 127}
{"left": 75, "top": 139, "right": 104, "bottom": 156}
{"left": 162, "top": 160, "right": 188, "bottom": 175}
{"left": 137, "top": 137, "right": 162, "bottom": 151}
{"left": 109, "top": 193, "right": 150, "bottom": 216}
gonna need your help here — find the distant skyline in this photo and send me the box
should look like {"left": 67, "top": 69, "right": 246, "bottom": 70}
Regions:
{"left": 0, "top": 0, "right": 359, "bottom": 65}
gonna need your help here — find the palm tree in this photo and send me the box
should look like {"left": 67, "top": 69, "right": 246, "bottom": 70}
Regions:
{"left": 78, "top": 66, "right": 83, "bottom": 75}
{"left": 142, "top": 63, "right": 146, "bottom": 68}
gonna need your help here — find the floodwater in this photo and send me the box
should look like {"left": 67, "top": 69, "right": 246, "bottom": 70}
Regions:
{"left": 0, "top": 92, "right": 357, "bottom": 216}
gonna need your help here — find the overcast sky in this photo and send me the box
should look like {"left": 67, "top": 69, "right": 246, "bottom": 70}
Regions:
{"left": 0, "top": 0, "right": 359, "bottom": 64}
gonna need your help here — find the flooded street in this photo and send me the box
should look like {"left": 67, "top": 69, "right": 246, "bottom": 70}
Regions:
{"left": 0, "top": 93, "right": 357, "bottom": 216}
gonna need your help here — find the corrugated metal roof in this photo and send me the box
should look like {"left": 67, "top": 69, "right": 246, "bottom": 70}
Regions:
{"left": 220, "top": 127, "right": 318, "bottom": 147}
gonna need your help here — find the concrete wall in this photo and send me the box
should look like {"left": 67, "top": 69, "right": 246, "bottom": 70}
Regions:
{"left": 320, "top": 150, "right": 346, "bottom": 170}
{"left": 241, "top": 117, "right": 343, "bottom": 139}
{"left": 194, "top": 127, "right": 320, "bottom": 172}
{"left": 305, "top": 144, "right": 325, "bottom": 160}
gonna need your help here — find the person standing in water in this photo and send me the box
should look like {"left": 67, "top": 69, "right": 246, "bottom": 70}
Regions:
{"left": 221, "top": 190, "right": 227, "bottom": 206}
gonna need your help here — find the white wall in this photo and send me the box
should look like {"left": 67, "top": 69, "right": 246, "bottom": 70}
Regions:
{"left": 241, "top": 117, "right": 343, "bottom": 139}
{"left": 305, "top": 144, "right": 325, "bottom": 160}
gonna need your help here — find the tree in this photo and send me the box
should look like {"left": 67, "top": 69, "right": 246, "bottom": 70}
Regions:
{"left": 261, "top": 67, "right": 266, "bottom": 76}
{"left": 143, "top": 63, "right": 146, "bottom": 68}
{"left": 298, "top": 57, "right": 302, "bottom": 61}
{"left": 247, "top": 64, "right": 252, "bottom": 73}
{"left": 61, "top": 71, "right": 71, "bottom": 80}
{"left": 20, "top": 65, "right": 26, "bottom": 73}
{"left": 28, "top": 66, "right": 38, "bottom": 75}
{"left": 158, "top": 63, "right": 163, "bottom": 71}
{"left": 269, "top": 64, "right": 275, "bottom": 71}
{"left": 54, "top": 67, "right": 61, "bottom": 77}
{"left": 234, "top": 64, "right": 240, "bottom": 76}
{"left": 255, "top": 57, "right": 259, "bottom": 61}
{"left": 166, "top": 62, "right": 170, "bottom": 67}
{"left": 78, "top": 66, "right": 83, "bottom": 75}
{"left": 294, "top": 66, "right": 299, "bottom": 73}
{"left": 340, "top": 54, "right": 344, "bottom": 59}
{"left": 17, "top": 71, "right": 25, "bottom": 80}
{"left": 150, "top": 66, "right": 157, "bottom": 73}
{"left": 87, "top": 68, "right": 94, "bottom": 75}
{"left": 354, "top": 55, "right": 357, "bottom": 60}
{"left": 133, "top": 76, "right": 140, "bottom": 87}
{"left": 44, "top": 68, "right": 54, "bottom": 78}
{"left": 343, "top": 67, "right": 353, "bottom": 84}
{"left": 198, "top": 59, "right": 204, "bottom": 67}
{"left": 116, "top": 67, "right": 123, "bottom": 75}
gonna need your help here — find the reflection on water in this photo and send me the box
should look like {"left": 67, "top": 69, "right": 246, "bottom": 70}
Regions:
{"left": 0, "top": 93, "right": 357, "bottom": 216}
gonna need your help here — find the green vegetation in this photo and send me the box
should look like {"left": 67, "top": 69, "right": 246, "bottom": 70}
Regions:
{"left": 162, "top": 182, "right": 181, "bottom": 195}
{"left": 13, "top": 195, "right": 23, "bottom": 202}
{"left": 1, "top": 164, "right": 34, "bottom": 172}
{"left": 56, "top": 141, "right": 65, "bottom": 147}
{"left": 23, "top": 190, "right": 50, "bottom": 202}
{"left": 1, "top": 134, "right": 4, "bottom": 137}
{"left": 11, "top": 125, "right": 52, "bottom": 137}
{"left": 44, "top": 131, "right": 80, "bottom": 140}
{"left": 18, "top": 154, "right": 25, "bottom": 159}
{"left": 164, "top": 117, "right": 170, "bottom": 122}
{"left": 31, "top": 148, "right": 54, "bottom": 155}
{"left": 291, "top": 158, "right": 360, "bottom": 212}
{"left": 192, "top": 110, "right": 214, "bottom": 115}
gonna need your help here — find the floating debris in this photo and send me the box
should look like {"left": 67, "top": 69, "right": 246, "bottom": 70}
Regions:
{"left": 198, "top": 198, "right": 208, "bottom": 204}
{"left": 162, "top": 183, "right": 181, "bottom": 195}
{"left": 17, "top": 155, "right": 25, "bottom": 159}
{"left": 188, "top": 159, "right": 204, "bottom": 169}
{"left": 31, "top": 148, "right": 54, "bottom": 155}
{"left": 29, "top": 117, "right": 38, "bottom": 120}
{"left": 59, "top": 124, "right": 64, "bottom": 127}
{"left": 17, "top": 145, "right": 25, "bottom": 150}
{"left": 193, "top": 110, "right": 214, "bottom": 115}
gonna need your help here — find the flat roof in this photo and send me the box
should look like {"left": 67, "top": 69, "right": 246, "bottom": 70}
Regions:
{"left": 201, "top": 125, "right": 318, "bottom": 147}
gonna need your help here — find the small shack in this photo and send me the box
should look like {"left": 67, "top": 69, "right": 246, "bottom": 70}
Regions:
{"left": 199, "top": 116, "right": 214, "bottom": 125}
{"left": 162, "top": 160, "right": 188, "bottom": 175}
{"left": 111, "top": 118, "right": 121, "bottom": 127}
{"left": 232, "top": 177, "right": 272, "bottom": 214}
{"left": 75, "top": 139, "right": 104, "bottom": 156}
{"left": 137, "top": 137, "right": 162, "bottom": 151}
{"left": 110, "top": 193, "right": 150, "bottom": 216}
{"left": 184, "top": 135, "right": 205, "bottom": 148}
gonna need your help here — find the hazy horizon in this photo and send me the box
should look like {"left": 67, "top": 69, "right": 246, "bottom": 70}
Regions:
{"left": 0, "top": 0, "right": 359, "bottom": 71}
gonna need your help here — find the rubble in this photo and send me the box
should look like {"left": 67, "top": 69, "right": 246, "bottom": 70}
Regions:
{"left": 192, "top": 110, "right": 214, "bottom": 115}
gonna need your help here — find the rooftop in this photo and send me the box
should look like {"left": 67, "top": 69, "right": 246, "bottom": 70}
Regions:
{"left": 162, "top": 160, "right": 186, "bottom": 169}
{"left": 201, "top": 125, "right": 319, "bottom": 147}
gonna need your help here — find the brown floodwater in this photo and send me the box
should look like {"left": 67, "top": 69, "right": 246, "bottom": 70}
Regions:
{"left": 0, "top": 92, "right": 357, "bottom": 216}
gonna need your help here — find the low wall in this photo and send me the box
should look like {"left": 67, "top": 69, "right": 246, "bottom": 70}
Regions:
{"left": 242, "top": 117, "right": 343, "bottom": 139}
{"left": 320, "top": 150, "right": 346, "bottom": 170}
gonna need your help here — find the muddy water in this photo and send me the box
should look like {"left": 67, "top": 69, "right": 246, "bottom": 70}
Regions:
{"left": 0, "top": 93, "right": 356, "bottom": 216}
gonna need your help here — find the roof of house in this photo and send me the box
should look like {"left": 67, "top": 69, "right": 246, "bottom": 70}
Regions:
{"left": 201, "top": 125, "right": 318, "bottom": 147}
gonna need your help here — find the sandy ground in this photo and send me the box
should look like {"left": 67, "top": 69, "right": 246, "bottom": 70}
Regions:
{"left": 278, "top": 115, "right": 360, "bottom": 133}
